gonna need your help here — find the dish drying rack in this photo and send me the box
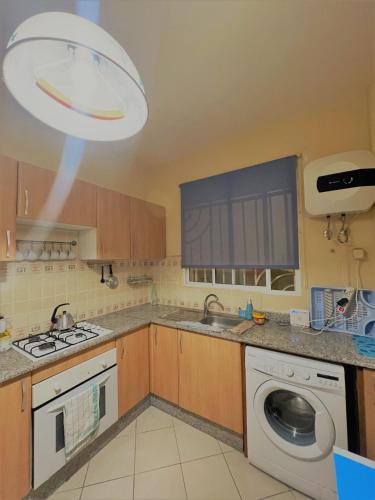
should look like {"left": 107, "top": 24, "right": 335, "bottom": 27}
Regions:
{"left": 127, "top": 275, "right": 153, "bottom": 286}
{"left": 310, "top": 287, "right": 375, "bottom": 337}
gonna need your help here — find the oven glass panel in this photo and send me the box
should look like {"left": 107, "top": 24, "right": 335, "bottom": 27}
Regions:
{"left": 99, "top": 385, "right": 106, "bottom": 419}
{"left": 264, "top": 390, "right": 316, "bottom": 446}
{"left": 55, "top": 385, "right": 107, "bottom": 452}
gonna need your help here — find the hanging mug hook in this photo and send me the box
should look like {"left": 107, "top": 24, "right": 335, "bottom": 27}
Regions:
{"left": 337, "top": 213, "right": 349, "bottom": 244}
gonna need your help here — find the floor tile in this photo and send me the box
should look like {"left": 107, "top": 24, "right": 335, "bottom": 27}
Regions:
{"left": 175, "top": 421, "right": 221, "bottom": 462}
{"left": 135, "top": 427, "right": 180, "bottom": 473}
{"left": 85, "top": 434, "right": 135, "bottom": 485}
{"left": 81, "top": 476, "right": 133, "bottom": 500}
{"left": 263, "top": 492, "right": 295, "bottom": 500}
{"left": 217, "top": 440, "right": 234, "bottom": 453}
{"left": 48, "top": 488, "right": 82, "bottom": 500}
{"left": 137, "top": 406, "right": 173, "bottom": 433}
{"left": 116, "top": 419, "right": 136, "bottom": 438}
{"left": 182, "top": 454, "right": 240, "bottom": 500}
{"left": 291, "top": 490, "right": 313, "bottom": 500}
{"left": 55, "top": 464, "right": 88, "bottom": 493}
{"left": 224, "top": 451, "right": 288, "bottom": 500}
{"left": 134, "top": 464, "right": 187, "bottom": 499}
{"left": 173, "top": 416, "right": 188, "bottom": 426}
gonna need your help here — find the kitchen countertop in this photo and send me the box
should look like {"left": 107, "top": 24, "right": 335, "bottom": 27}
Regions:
{"left": 1, "top": 304, "right": 374, "bottom": 385}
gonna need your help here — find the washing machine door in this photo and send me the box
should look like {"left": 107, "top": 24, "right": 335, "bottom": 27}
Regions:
{"left": 254, "top": 380, "right": 335, "bottom": 461}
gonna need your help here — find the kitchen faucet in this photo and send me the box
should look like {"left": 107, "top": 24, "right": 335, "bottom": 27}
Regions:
{"left": 203, "top": 294, "right": 219, "bottom": 320}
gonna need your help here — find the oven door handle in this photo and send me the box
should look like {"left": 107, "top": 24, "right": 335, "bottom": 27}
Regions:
{"left": 46, "top": 373, "right": 111, "bottom": 414}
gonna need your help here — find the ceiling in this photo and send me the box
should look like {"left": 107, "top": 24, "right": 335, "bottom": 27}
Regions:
{"left": 0, "top": 0, "right": 373, "bottom": 192}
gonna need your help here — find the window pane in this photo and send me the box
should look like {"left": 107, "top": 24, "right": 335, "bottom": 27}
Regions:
{"left": 215, "top": 268, "right": 233, "bottom": 285}
{"left": 189, "top": 268, "right": 212, "bottom": 283}
{"left": 271, "top": 269, "right": 295, "bottom": 291}
{"left": 234, "top": 269, "right": 266, "bottom": 287}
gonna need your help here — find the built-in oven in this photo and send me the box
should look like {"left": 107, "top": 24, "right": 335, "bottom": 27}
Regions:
{"left": 32, "top": 349, "right": 118, "bottom": 489}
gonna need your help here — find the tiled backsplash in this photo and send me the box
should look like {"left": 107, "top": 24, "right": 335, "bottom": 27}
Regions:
{"left": 0, "top": 255, "right": 292, "bottom": 340}
{"left": 0, "top": 260, "right": 153, "bottom": 339}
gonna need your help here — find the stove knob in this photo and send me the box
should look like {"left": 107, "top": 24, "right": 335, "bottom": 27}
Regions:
{"left": 285, "top": 367, "right": 294, "bottom": 377}
{"left": 303, "top": 372, "right": 311, "bottom": 381}
{"left": 53, "top": 385, "right": 61, "bottom": 394}
{"left": 101, "top": 362, "right": 108, "bottom": 369}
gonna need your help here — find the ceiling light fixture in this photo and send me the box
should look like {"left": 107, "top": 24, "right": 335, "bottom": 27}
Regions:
{"left": 2, "top": 11, "right": 148, "bottom": 141}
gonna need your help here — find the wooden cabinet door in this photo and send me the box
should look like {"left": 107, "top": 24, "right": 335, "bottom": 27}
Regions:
{"left": 17, "top": 162, "right": 97, "bottom": 226}
{"left": 149, "top": 325, "right": 179, "bottom": 404}
{"left": 0, "top": 156, "right": 17, "bottom": 261}
{"left": 130, "top": 198, "right": 166, "bottom": 259}
{"left": 117, "top": 328, "right": 150, "bottom": 417}
{"left": 362, "top": 369, "right": 375, "bottom": 460}
{"left": 0, "top": 376, "right": 31, "bottom": 500}
{"left": 96, "top": 187, "right": 131, "bottom": 260}
{"left": 179, "top": 330, "right": 243, "bottom": 433}
{"left": 60, "top": 178, "right": 97, "bottom": 227}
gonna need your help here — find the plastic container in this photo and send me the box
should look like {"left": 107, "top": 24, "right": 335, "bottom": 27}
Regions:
{"left": 310, "top": 287, "right": 375, "bottom": 337}
{"left": 253, "top": 311, "right": 266, "bottom": 325}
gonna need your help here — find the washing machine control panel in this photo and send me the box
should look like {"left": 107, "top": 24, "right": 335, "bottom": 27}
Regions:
{"left": 250, "top": 355, "right": 344, "bottom": 392}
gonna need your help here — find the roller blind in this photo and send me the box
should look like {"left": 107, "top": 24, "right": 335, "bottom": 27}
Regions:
{"left": 180, "top": 155, "right": 299, "bottom": 269}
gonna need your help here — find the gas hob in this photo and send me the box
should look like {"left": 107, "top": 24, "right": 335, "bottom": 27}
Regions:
{"left": 12, "top": 322, "right": 113, "bottom": 360}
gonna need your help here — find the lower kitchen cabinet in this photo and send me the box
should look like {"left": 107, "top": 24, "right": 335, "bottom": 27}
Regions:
{"left": 362, "top": 368, "right": 375, "bottom": 460}
{"left": 117, "top": 328, "right": 150, "bottom": 417}
{"left": 0, "top": 375, "right": 31, "bottom": 500}
{"left": 178, "top": 330, "right": 243, "bottom": 434}
{"left": 149, "top": 325, "right": 179, "bottom": 404}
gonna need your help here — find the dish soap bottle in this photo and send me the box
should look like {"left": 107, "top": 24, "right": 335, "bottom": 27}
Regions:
{"left": 245, "top": 299, "right": 253, "bottom": 320}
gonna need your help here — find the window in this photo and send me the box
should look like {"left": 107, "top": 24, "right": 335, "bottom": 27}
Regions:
{"left": 185, "top": 267, "right": 300, "bottom": 295}
{"left": 180, "top": 155, "right": 299, "bottom": 270}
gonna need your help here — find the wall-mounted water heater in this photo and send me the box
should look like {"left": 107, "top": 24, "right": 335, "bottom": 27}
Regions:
{"left": 304, "top": 150, "right": 375, "bottom": 216}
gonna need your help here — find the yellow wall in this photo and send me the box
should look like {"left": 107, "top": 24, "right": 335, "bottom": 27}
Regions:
{"left": 141, "top": 93, "right": 375, "bottom": 311}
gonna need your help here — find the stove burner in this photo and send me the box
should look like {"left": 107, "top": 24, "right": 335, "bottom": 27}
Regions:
{"left": 28, "top": 336, "right": 43, "bottom": 343}
{"left": 12, "top": 322, "right": 110, "bottom": 359}
{"left": 38, "top": 341, "right": 56, "bottom": 351}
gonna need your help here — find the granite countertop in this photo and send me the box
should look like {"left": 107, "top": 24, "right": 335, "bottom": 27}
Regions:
{"left": 1, "top": 304, "right": 374, "bottom": 385}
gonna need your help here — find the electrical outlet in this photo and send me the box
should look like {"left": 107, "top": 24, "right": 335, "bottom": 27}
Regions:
{"left": 352, "top": 248, "right": 366, "bottom": 260}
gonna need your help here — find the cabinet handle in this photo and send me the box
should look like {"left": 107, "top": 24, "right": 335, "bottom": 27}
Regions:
{"left": 6, "top": 230, "right": 11, "bottom": 258}
{"left": 121, "top": 339, "right": 125, "bottom": 358}
{"left": 24, "top": 189, "right": 29, "bottom": 215}
{"left": 154, "top": 327, "right": 158, "bottom": 346}
{"left": 180, "top": 333, "right": 183, "bottom": 354}
{"left": 21, "top": 380, "right": 26, "bottom": 412}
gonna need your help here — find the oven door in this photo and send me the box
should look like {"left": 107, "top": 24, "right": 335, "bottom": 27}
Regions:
{"left": 33, "top": 365, "right": 118, "bottom": 488}
{"left": 253, "top": 380, "right": 335, "bottom": 461}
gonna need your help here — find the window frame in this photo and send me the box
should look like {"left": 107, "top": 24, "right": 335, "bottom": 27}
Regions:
{"left": 184, "top": 267, "right": 301, "bottom": 296}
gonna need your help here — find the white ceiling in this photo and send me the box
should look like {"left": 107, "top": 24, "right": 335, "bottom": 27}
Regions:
{"left": 0, "top": 0, "right": 373, "bottom": 191}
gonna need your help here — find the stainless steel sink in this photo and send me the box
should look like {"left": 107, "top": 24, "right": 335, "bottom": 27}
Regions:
{"left": 199, "top": 314, "right": 243, "bottom": 329}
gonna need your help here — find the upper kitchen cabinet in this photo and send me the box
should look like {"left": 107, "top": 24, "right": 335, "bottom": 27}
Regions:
{"left": 130, "top": 197, "right": 166, "bottom": 260}
{"left": 80, "top": 187, "right": 131, "bottom": 260}
{"left": 0, "top": 156, "right": 17, "bottom": 261}
{"left": 97, "top": 187, "right": 131, "bottom": 260}
{"left": 17, "top": 162, "right": 97, "bottom": 227}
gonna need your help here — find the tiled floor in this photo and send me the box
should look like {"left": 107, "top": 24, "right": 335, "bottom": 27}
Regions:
{"left": 48, "top": 406, "right": 311, "bottom": 500}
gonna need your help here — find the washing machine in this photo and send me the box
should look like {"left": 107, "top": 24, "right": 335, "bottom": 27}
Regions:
{"left": 246, "top": 346, "right": 348, "bottom": 500}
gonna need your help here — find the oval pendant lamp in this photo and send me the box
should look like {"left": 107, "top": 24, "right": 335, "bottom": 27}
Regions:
{"left": 2, "top": 11, "right": 148, "bottom": 141}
